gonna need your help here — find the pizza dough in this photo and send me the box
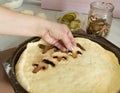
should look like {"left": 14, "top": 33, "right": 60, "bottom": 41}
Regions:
{"left": 15, "top": 38, "right": 120, "bottom": 93}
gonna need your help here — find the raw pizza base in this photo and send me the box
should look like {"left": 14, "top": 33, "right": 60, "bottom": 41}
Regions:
{"left": 15, "top": 38, "right": 120, "bottom": 93}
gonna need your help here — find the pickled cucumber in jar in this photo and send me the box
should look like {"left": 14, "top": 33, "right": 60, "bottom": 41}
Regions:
{"left": 57, "top": 12, "right": 81, "bottom": 31}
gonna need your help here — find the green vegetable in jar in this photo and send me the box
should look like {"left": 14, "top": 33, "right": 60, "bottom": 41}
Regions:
{"left": 57, "top": 12, "right": 81, "bottom": 31}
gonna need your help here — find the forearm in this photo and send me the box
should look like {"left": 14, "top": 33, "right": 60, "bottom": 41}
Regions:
{"left": 0, "top": 6, "right": 46, "bottom": 37}
{"left": 0, "top": 6, "right": 75, "bottom": 51}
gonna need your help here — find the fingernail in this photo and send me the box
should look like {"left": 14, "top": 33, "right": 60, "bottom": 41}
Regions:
{"left": 69, "top": 45, "right": 74, "bottom": 51}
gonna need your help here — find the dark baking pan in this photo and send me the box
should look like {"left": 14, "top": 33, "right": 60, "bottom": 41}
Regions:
{"left": 2, "top": 33, "right": 120, "bottom": 93}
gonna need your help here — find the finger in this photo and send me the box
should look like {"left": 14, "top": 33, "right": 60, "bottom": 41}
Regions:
{"left": 62, "top": 24, "right": 76, "bottom": 46}
{"left": 54, "top": 41, "right": 67, "bottom": 52}
{"left": 42, "top": 32, "right": 57, "bottom": 44}
{"left": 60, "top": 34, "right": 74, "bottom": 51}
{"left": 67, "top": 30, "right": 76, "bottom": 46}
{"left": 42, "top": 33, "right": 67, "bottom": 51}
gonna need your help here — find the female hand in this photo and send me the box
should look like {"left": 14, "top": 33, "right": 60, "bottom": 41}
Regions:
{"left": 36, "top": 19, "right": 76, "bottom": 51}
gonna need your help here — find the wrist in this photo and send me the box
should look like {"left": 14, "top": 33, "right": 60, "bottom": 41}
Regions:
{"left": 34, "top": 18, "right": 51, "bottom": 37}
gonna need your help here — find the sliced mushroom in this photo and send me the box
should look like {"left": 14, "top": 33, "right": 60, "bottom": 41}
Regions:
{"left": 32, "top": 63, "right": 39, "bottom": 67}
{"left": 77, "top": 51, "right": 82, "bottom": 54}
{"left": 77, "top": 43, "right": 86, "bottom": 51}
{"left": 42, "top": 59, "right": 56, "bottom": 67}
{"left": 32, "top": 62, "right": 48, "bottom": 73}
{"left": 52, "top": 51, "right": 68, "bottom": 61}
{"left": 38, "top": 44, "right": 54, "bottom": 54}
{"left": 68, "top": 47, "right": 82, "bottom": 58}
{"left": 71, "top": 50, "right": 78, "bottom": 58}
{"left": 38, "top": 44, "right": 45, "bottom": 49}
{"left": 53, "top": 56, "right": 67, "bottom": 61}
{"left": 53, "top": 47, "right": 59, "bottom": 52}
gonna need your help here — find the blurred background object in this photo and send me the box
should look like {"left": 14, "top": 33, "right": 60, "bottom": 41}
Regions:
{"left": 41, "top": 0, "right": 120, "bottom": 18}
{"left": 86, "top": 1, "right": 114, "bottom": 37}
{"left": 56, "top": 11, "right": 86, "bottom": 32}
{"left": 1, "top": 0, "right": 24, "bottom": 9}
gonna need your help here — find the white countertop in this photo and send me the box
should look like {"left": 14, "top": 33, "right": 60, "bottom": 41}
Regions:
{"left": 0, "top": 0, "right": 120, "bottom": 51}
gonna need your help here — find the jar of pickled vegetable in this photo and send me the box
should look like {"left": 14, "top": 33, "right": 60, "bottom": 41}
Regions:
{"left": 56, "top": 11, "right": 85, "bottom": 32}
{"left": 87, "top": 1, "right": 114, "bottom": 37}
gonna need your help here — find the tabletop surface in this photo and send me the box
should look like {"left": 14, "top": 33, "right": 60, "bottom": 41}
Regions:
{"left": 0, "top": 48, "right": 15, "bottom": 93}
{"left": 0, "top": 0, "right": 120, "bottom": 93}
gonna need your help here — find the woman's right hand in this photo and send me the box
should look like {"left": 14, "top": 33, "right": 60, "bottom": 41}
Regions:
{"left": 35, "top": 19, "right": 76, "bottom": 51}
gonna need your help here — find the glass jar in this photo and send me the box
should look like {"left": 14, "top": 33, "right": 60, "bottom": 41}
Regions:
{"left": 86, "top": 1, "right": 114, "bottom": 37}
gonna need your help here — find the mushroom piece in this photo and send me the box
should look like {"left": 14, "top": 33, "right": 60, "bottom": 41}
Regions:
{"left": 32, "top": 62, "right": 48, "bottom": 73}
{"left": 68, "top": 47, "right": 82, "bottom": 58}
{"left": 68, "top": 43, "right": 85, "bottom": 58}
{"left": 52, "top": 51, "right": 68, "bottom": 61}
{"left": 38, "top": 44, "right": 54, "bottom": 54}
{"left": 76, "top": 43, "right": 86, "bottom": 51}
{"left": 53, "top": 47, "right": 60, "bottom": 52}
{"left": 42, "top": 59, "right": 56, "bottom": 67}
{"left": 69, "top": 50, "right": 81, "bottom": 58}
{"left": 42, "top": 56, "right": 59, "bottom": 67}
{"left": 53, "top": 56, "right": 67, "bottom": 61}
{"left": 71, "top": 50, "right": 78, "bottom": 58}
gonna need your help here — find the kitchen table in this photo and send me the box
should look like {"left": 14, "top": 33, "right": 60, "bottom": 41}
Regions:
{"left": 0, "top": 0, "right": 120, "bottom": 93}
